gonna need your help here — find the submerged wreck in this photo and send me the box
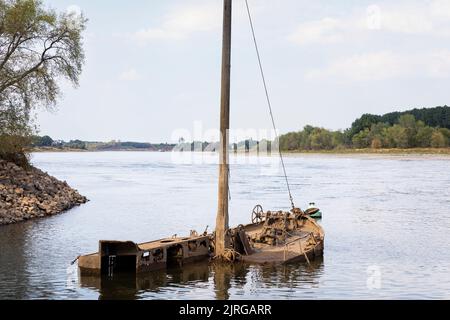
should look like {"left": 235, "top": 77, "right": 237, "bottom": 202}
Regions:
{"left": 78, "top": 0, "right": 324, "bottom": 277}
{"left": 78, "top": 208, "right": 324, "bottom": 276}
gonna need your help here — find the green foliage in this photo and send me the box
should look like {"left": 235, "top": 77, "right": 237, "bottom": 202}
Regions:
{"left": 32, "top": 135, "right": 53, "bottom": 146}
{"left": 415, "top": 126, "right": 434, "bottom": 148}
{"left": 310, "top": 128, "right": 334, "bottom": 150}
{"left": 384, "top": 125, "right": 408, "bottom": 148}
{"left": 381, "top": 106, "right": 450, "bottom": 129}
{"left": 0, "top": 0, "right": 86, "bottom": 166}
{"left": 65, "top": 139, "right": 86, "bottom": 149}
{"left": 348, "top": 114, "right": 382, "bottom": 138}
{"left": 431, "top": 131, "right": 447, "bottom": 148}
{"left": 280, "top": 112, "right": 449, "bottom": 151}
{"left": 348, "top": 106, "right": 450, "bottom": 142}
{"left": 0, "top": 104, "right": 33, "bottom": 166}
{"left": 0, "top": 134, "right": 31, "bottom": 166}
{"left": 279, "top": 132, "right": 301, "bottom": 151}
{"left": 331, "top": 131, "right": 345, "bottom": 148}
{"left": 439, "top": 128, "right": 450, "bottom": 141}
{"left": 352, "top": 128, "right": 371, "bottom": 148}
{"left": 280, "top": 126, "right": 346, "bottom": 151}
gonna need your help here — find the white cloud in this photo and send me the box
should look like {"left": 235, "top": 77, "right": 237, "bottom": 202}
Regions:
{"left": 430, "top": 0, "right": 450, "bottom": 19}
{"left": 378, "top": 6, "right": 434, "bottom": 34}
{"left": 288, "top": 1, "right": 450, "bottom": 46}
{"left": 119, "top": 68, "right": 141, "bottom": 81}
{"left": 287, "top": 18, "right": 347, "bottom": 45}
{"left": 132, "top": 1, "right": 221, "bottom": 43}
{"left": 427, "top": 50, "right": 450, "bottom": 77}
{"left": 305, "top": 50, "right": 450, "bottom": 81}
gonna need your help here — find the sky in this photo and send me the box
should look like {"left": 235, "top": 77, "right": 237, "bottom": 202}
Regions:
{"left": 37, "top": 0, "right": 450, "bottom": 143}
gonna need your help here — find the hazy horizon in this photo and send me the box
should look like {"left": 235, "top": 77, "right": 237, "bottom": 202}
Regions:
{"left": 36, "top": 0, "right": 450, "bottom": 143}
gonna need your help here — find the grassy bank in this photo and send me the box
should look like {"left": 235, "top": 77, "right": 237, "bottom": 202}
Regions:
{"left": 283, "top": 148, "right": 450, "bottom": 155}
{"left": 31, "top": 146, "right": 174, "bottom": 153}
{"left": 31, "top": 147, "right": 89, "bottom": 153}
{"left": 31, "top": 146, "right": 450, "bottom": 155}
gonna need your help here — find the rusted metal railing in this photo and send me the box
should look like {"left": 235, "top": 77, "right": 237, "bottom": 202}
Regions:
{"left": 283, "top": 232, "right": 315, "bottom": 265}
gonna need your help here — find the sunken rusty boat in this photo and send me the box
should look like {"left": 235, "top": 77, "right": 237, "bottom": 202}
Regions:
{"left": 78, "top": 0, "right": 324, "bottom": 276}
{"left": 78, "top": 206, "right": 324, "bottom": 276}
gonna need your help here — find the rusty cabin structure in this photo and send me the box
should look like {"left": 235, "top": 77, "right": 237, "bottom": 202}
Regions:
{"left": 79, "top": 235, "right": 210, "bottom": 276}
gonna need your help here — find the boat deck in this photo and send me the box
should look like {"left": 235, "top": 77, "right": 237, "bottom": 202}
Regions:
{"left": 242, "top": 230, "right": 319, "bottom": 264}
{"left": 138, "top": 236, "right": 208, "bottom": 251}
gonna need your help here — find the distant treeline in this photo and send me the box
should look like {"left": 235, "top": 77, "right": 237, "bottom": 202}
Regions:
{"left": 93, "top": 141, "right": 174, "bottom": 151}
{"left": 280, "top": 106, "right": 450, "bottom": 151}
{"left": 32, "top": 137, "right": 87, "bottom": 149}
{"left": 32, "top": 137, "right": 175, "bottom": 152}
{"left": 32, "top": 106, "right": 450, "bottom": 153}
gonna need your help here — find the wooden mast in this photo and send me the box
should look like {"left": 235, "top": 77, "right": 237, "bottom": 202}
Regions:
{"left": 215, "top": 0, "right": 232, "bottom": 257}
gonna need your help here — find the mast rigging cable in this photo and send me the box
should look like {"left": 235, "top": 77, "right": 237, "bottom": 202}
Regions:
{"left": 244, "top": 0, "right": 295, "bottom": 210}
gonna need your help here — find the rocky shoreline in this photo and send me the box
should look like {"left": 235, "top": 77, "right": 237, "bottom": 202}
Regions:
{"left": 0, "top": 160, "right": 88, "bottom": 225}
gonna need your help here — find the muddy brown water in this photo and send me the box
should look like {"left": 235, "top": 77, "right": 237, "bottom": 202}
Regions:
{"left": 0, "top": 152, "right": 449, "bottom": 299}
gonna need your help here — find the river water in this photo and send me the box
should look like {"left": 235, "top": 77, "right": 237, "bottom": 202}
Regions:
{"left": 0, "top": 152, "right": 449, "bottom": 300}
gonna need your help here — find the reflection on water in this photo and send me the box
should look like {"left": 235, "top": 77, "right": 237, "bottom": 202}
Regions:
{"left": 81, "top": 263, "right": 210, "bottom": 300}
{"left": 79, "top": 259, "right": 324, "bottom": 300}
{"left": 1, "top": 152, "right": 450, "bottom": 299}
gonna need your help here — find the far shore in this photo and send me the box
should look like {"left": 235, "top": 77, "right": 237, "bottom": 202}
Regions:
{"left": 31, "top": 147, "right": 450, "bottom": 156}
{"left": 284, "top": 147, "right": 450, "bottom": 155}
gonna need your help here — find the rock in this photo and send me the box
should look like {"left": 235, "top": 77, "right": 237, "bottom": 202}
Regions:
{"left": 0, "top": 159, "right": 88, "bottom": 226}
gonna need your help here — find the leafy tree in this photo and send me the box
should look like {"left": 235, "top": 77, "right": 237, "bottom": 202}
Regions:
{"left": 0, "top": 104, "right": 33, "bottom": 165}
{"left": 352, "top": 128, "right": 371, "bottom": 148}
{"left": 0, "top": 0, "right": 86, "bottom": 165}
{"left": 368, "top": 122, "right": 389, "bottom": 147}
{"left": 278, "top": 108, "right": 449, "bottom": 151}
{"left": 382, "top": 106, "right": 449, "bottom": 129}
{"left": 279, "top": 132, "right": 300, "bottom": 151}
{"left": 42, "top": 135, "right": 53, "bottom": 146}
{"left": 303, "top": 125, "right": 315, "bottom": 136}
{"left": 431, "top": 131, "right": 447, "bottom": 148}
{"left": 331, "top": 131, "right": 345, "bottom": 148}
{"left": 438, "top": 128, "right": 450, "bottom": 142}
{"left": 298, "top": 128, "right": 312, "bottom": 149}
{"left": 310, "top": 128, "right": 333, "bottom": 150}
{"left": 66, "top": 139, "right": 86, "bottom": 149}
{"left": 347, "top": 106, "right": 450, "bottom": 142}
{"left": 398, "top": 114, "right": 419, "bottom": 147}
{"left": 279, "top": 125, "right": 344, "bottom": 151}
{"left": 342, "top": 128, "right": 353, "bottom": 146}
{"left": 348, "top": 114, "right": 382, "bottom": 138}
{"left": 415, "top": 126, "right": 434, "bottom": 148}
{"left": 31, "top": 134, "right": 53, "bottom": 147}
{"left": 371, "top": 138, "right": 382, "bottom": 149}
{"left": 384, "top": 125, "right": 408, "bottom": 148}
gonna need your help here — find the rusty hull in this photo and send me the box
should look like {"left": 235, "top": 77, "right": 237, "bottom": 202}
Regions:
{"left": 78, "top": 235, "right": 210, "bottom": 276}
